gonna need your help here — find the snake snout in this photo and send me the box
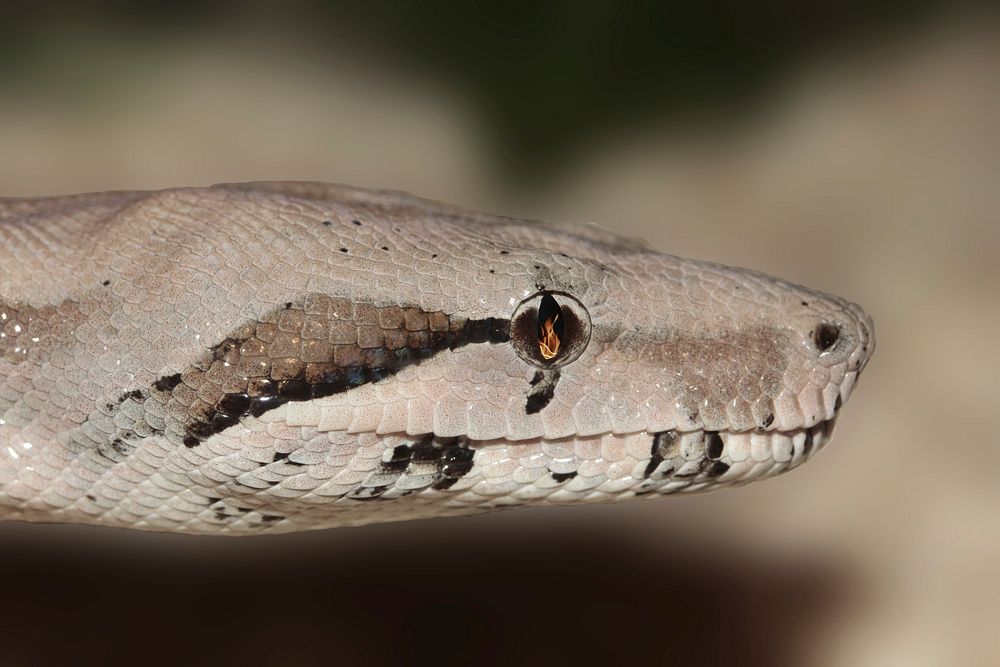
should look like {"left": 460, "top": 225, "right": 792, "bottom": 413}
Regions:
{"left": 799, "top": 291, "right": 875, "bottom": 372}
{"left": 827, "top": 298, "right": 875, "bottom": 377}
{"left": 850, "top": 302, "right": 876, "bottom": 373}
{"left": 819, "top": 298, "right": 875, "bottom": 415}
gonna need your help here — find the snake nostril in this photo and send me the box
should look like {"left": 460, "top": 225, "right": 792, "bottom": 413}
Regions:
{"left": 813, "top": 323, "right": 840, "bottom": 353}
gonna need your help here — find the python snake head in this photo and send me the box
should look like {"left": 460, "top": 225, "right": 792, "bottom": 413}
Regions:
{"left": 0, "top": 182, "right": 875, "bottom": 533}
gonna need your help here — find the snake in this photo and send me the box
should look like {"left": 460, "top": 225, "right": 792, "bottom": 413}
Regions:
{"left": 0, "top": 182, "right": 874, "bottom": 535}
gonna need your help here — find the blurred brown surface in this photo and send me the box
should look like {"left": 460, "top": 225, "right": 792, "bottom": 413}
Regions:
{"left": 1, "top": 5, "right": 998, "bottom": 666}
{"left": 0, "top": 518, "right": 846, "bottom": 666}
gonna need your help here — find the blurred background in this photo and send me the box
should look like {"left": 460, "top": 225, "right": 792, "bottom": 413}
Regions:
{"left": 1, "top": 1, "right": 998, "bottom": 665}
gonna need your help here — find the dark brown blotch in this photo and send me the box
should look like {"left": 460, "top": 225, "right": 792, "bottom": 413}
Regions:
{"left": 172, "top": 295, "right": 510, "bottom": 449}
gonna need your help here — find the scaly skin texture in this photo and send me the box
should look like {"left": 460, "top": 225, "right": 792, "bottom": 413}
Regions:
{"left": 0, "top": 182, "right": 874, "bottom": 534}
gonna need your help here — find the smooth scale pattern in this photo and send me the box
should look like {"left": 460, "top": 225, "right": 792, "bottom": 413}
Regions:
{"left": 0, "top": 182, "right": 874, "bottom": 534}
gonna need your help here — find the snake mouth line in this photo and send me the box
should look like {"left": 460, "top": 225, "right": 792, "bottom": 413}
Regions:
{"left": 636, "top": 415, "right": 839, "bottom": 493}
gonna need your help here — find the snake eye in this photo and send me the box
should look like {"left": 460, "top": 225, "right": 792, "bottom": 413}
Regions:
{"left": 510, "top": 291, "right": 591, "bottom": 368}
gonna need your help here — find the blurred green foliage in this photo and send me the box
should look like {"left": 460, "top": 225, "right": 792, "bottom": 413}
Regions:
{"left": 332, "top": 1, "right": 948, "bottom": 176}
{"left": 0, "top": 0, "right": 957, "bottom": 183}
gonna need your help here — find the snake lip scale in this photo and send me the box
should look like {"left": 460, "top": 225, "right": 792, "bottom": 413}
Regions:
{"left": 0, "top": 182, "right": 875, "bottom": 534}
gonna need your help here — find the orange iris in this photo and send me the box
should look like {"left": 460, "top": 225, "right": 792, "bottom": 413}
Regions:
{"left": 539, "top": 314, "right": 561, "bottom": 360}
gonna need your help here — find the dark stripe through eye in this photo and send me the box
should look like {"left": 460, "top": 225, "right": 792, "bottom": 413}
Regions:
{"left": 132, "top": 295, "right": 511, "bottom": 450}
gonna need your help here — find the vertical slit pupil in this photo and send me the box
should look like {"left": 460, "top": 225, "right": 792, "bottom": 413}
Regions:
{"left": 537, "top": 293, "right": 564, "bottom": 360}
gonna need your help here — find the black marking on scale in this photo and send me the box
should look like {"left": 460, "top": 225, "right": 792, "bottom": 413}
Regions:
{"left": 644, "top": 430, "right": 678, "bottom": 479}
{"left": 346, "top": 435, "right": 477, "bottom": 500}
{"left": 525, "top": 370, "right": 560, "bottom": 414}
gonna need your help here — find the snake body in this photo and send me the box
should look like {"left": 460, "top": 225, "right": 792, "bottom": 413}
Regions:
{"left": 0, "top": 182, "right": 874, "bottom": 534}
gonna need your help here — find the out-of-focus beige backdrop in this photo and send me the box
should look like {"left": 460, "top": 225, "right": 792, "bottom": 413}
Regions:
{"left": 1, "top": 4, "right": 997, "bottom": 666}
